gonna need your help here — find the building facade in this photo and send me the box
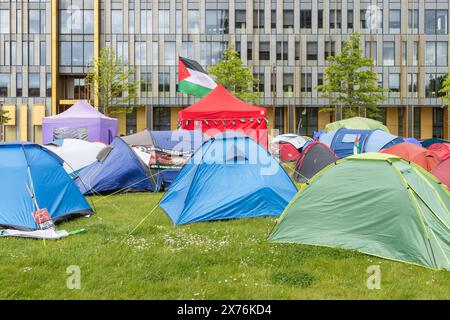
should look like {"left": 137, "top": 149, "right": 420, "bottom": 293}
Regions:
{"left": 0, "top": 0, "right": 449, "bottom": 143}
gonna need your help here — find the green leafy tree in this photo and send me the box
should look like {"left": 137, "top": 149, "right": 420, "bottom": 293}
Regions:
{"left": 86, "top": 46, "right": 140, "bottom": 116}
{"left": 0, "top": 108, "right": 10, "bottom": 141}
{"left": 316, "top": 33, "right": 388, "bottom": 120}
{"left": 209, "top": 46, "right": 260, "bottom": 103}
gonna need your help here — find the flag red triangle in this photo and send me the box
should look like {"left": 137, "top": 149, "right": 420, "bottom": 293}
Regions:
{"left": 178, "top": 59, "right": 191, "bottom": 82}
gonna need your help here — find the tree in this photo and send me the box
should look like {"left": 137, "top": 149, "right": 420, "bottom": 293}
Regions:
{"left": 316, "top": 33, "right": 388, "bottom": 120}
{"left": 0, "top": 108, "right": 10, "bottom": 141}
{"left": 86, "top": 46, "right": 140, "bottom": 116}
{"left": 209, "top": 46, "right": 260, "bottom": 103}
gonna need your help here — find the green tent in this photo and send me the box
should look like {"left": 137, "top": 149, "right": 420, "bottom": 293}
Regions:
{"left": 269, "top": 153, "right": 450, "bottom": 270}
{"left": 324, "top": 117, "right": 390, "bottom": 133}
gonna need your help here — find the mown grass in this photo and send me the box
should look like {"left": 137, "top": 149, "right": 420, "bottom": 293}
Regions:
{"left": 0, "top": 191, "right": 449, "bottom": 300}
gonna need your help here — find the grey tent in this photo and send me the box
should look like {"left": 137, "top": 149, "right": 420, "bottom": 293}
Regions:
{"left": 293, "top": 142, "right": 338, "bottom": 183}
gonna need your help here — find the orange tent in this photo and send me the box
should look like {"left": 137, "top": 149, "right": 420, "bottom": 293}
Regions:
{"left": 427, "top": 142, "right": 450, "bottom": 161}
{"left": 380, "top": 142, "right": 440, "bottom": 171}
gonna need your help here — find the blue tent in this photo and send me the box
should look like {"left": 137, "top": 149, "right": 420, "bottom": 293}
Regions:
{"left": 421, "top": 138, "right": 450, "bottom": 148}
{"left": 404, "top": 137, "right": 422, "bottom": 146}
{"left": 76, "top": 137, "right": 156, "bottom": 195}
{"left": 0, "top": 142, "right": 93, "bottom": 230}
{"left": 319, "top": 128, "right": 403, "bottom": 158}
{"left": 160, "top": 132, "right": 298, "bottom": 225}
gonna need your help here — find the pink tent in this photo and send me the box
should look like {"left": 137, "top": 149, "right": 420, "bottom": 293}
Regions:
{"left": 42, "top": 101, "right": 118, "bottom": 144}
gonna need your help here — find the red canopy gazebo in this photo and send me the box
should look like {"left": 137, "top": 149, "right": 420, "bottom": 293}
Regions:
{"left": 178, "top": 84, "right": 268, "bottom": 147}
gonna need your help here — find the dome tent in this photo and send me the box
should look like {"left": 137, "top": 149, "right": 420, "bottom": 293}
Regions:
{"left": 427, "top": 142, "right": 450, "bottom": 161}
{"left": 272, "top": 134, "right": 309, "bottom": 162}
{"left": 293, "top": 142, "right": 338, "bottom": 183}
{"left": 160, "top": 132, "right": 297, "bottom": 225}
{"left": 76, "top": 137, "right": 157, "bottom": 195}
{"left": 432, "top": 158, "right": 450, "bottom": 188}
{"left": 269, "top": 153, "right": 450, "bottom": 270}
{"left": 381, "top": 142, "right": 440, "bottom": 172}
{"left": 319, "top": 128, "right": 403, "bottom": 158}
{"left": 324, "top": 116, "right": 390, "bottom": 133}
{"left": 0, "top": 142, "right": 93, "bottom": 231}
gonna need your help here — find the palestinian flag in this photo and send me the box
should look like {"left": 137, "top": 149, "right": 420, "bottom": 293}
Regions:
{"left": 178, "top": 56, "right": 217, "bottom": 98}
{"left": 353, "top": 135, "right": 360, "bottom": 155}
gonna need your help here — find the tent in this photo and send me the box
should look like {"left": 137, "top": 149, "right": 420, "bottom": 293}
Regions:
{"left": 44, "top": 139, "right": 106, "bottom": 176}
{"left": 269, "top": 153, "right": 450, "bottom": 270}
{"left": 76, "top": 137, "right": 157, "bottom": 195}
{"left": 421, "top": 138, "right": 450, "bottom": 148}
{"left": 427, "top": 142, "right": 450, "bottom": 161}
{"left": 0, "top": 142, "right": 93, "bottom": 231}
{"left": 122, "top": 129, "right": 206, "bottom": 189}
{"left": 324, "top": 117, "right": 390, "bottom": 133}
{"left": 381, "top": 142, "right": 440, "bottom": 171}
{"left": 404, "top": 137, "right": 422, "bottom": 146}
{"left": 293, "top": 142, "right": 338, "bottom": 183}
{"left": 42, "top": 100, "right": 118, "bottom": 145}
{"left": 319, "top": 128, "right": 403, "bottom": 158}
{"left": 432, "top": 158, "right": 450, "bottom": 188}
{"left": 271, "top": 134, "right": 309, "bottom": 162}
{"left": 178, "top": 84, "right": 268, "bottom": 147}
{"left": 160, "top": 132, "right": 298, "bottom": 225}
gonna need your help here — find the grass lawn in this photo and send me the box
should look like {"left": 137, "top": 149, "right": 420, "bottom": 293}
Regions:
{"left": 0, "top": 191, "right": 449, "bottom": 300}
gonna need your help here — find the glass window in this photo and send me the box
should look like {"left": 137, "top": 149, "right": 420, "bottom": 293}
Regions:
{"left": 330, "top": 10, "right": 342, "bottom": 29}
{"left": 402, "top": 41, "right": 407, "bottom": 66}
{"left": 188, "top": 10, "right": 200, "bottom": 33}
{"left": 274, "top": 107, "right": 285, "bottom": 134}
{"left": 72, "top": 42, "right": 83, "bottom": 66}
{"left": 141, "top": 10, "right": 151, "bottom": 33}
{"left": 0, "top": 73, "right": 9, "bottom": 97}
{"left": 307, "top": 42, "right": 318, "bottom": 60}
{"left": 365, "top": 41, "right": 377, "bottom": 64}
{"left": 389, "top": 9, "right": 400, "bottom": 33}
{"left": 301, "top": 73, "right": 312, "bottom": 93}
{"left": 247, "top": 41, "right": 252, "bottom": 61}
{"left": 413, "top": 41, "right": 418, "bottom": 66}
{"left": 426, "top": 73, "right": 446, "bottom": 98}
{"left": 29, "top": 41, "right": 35, "bottom": 66}
{"left": 283, "top": 73, "right": 294, "bottom": 93}
{"left": 126, "top": 108, "right": 137, "bottom": 135}
{"left": 153, "top": 107, "right": 171, "bottom": 130}
{"left": 84, "top": 42, "right": 94, "bottom": 65}
{"left": 164, "top": 42, "right": 176, "bottom": 65}
{"left": 426, "top": 10, "right": 448, "bottom": 35}
{"left": 152, "top": 42, "right": 158, "bottom": 64}
{"left": 16, "top": 73, "right": 22, "bottom": 97}
{"left": 348, "top": 10, "right": 354, "bottom": 29}
{"left": 253, "top": 9, "right": 264, "bottom": 29}
{"left": 235, "top": 10, "right": 246, "bottom": 30}
{"left": 325, "top": 41, "right": 335, "bottom": 58}
{"left": 296, "top": 107, "right": 318, "bottom": 136}
{"left": 383, "top": 42, "right": 395, "bottom": 66}
{"left": 182, "top": 42, "right": 193, "bottom": 58}
{"left": 408, "top": 9, "right": 419, "bottom": 33}
{"left": 253, "top": 72, "right": 264, "bottom": 92}
{"left": 84, "top": 10, "right": 94, "bottom": 34}
{"left": 46, "top": 73, "right": 51, "bottom": 97}
{"left": 318, "top": 10, "right": 323, "bottom": 29}
{"left": 22, "top": 42, "right": 28, "bottom": 65}
{"left": 129, "top": 10, "right": 135, "bottom": 33}
{"left": 141, "top": 72, "right": 151, "bottom": 97}
{"left": 111, "top": 10, "right": 123, "bottom": 34}
{"left": 259, "top": 42, "right": 270, "bottom": 60}
{"left": 159, "top": 10, "right": 170, "bottom": 33}
{"left": 433, "top": 107, "right": 444, "bottom": 138}
{"left": 2, "top": 41, "right": 9, "bottom": 66}
{"left": 388, "top": 74, "right": 400, "bottom": 92}
{"left": 206, "top": 10, "right": 228, "bottom": 34}
{"left": 283, "top": 10, "right": 294, "bottom": 29}
{"left": 409, "top": 73, "right": 418, "bottom": 93}
{"left": 158, "top": 72, "right": 170, "bottom": 92}
{"left": 377, "top": 74, "right": 383, "bottom": 88}
{"left": 271, "top": 10, "right": 276, "bottom": 29}
{"left": 413, "top": 107, "right": 421, "bottom": 139}
{"left": 135, "top": 42, "right": 147, "bottom": 65}
{"left": 29, "top": 10, "right": 40, "bottom": 34}
{"left": 437, "top": 42, "right": 448, "bottom": 66}
{"left": 176, "top": 10, "right": 182, "bottom": 34}
{"left": 300, "top": 10, "right": 312, "bottom": 29}
{"left": 28, "top": 73, "right": 40, "bottom": 97}
{"left": 0, "top": 10, "right": 9, "bottom": 33}
{"left": 426, "top": 41, "right": 436, "bottom": 66}
{"left": 276, "top": 41, "right": 288, "bottom": 60}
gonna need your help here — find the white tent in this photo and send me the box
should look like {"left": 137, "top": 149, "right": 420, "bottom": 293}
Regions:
{"left": 44, "top": 139, "right": 106, "bottom": 175}
{"left": 272, "top": 134, "right": 308, "bottom": 150}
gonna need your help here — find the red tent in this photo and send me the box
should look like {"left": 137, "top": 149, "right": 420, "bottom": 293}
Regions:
{"left": 427, "top": 142, "right": 450, "bottom": 161}
{"left": 432, "top": 158, "right": 450, "bottom": 188}
{"left": 276, "top": 142, "right": 301, "bottom": 162}
{"left": 381, "top": 142, "right": 440, "bottom": 172}
{"left": 178, "top": 84, "right": 268, "bottom": 147}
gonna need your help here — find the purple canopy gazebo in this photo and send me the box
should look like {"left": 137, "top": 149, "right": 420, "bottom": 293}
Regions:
{"left": 42, "top": 101, "right": 118, "bottom": 144}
